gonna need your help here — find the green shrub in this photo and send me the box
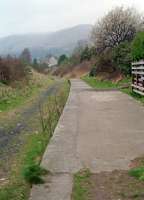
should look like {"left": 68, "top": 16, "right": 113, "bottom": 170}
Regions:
{"left": 22, "top": 164, "right": 48, "bottom": 185}
{"left": 129, "top": 167, "right": 144, "bottom": 181}
{"left": 112, "top": 41, "right": 132, "bottom": 75}
{"left": 80, "top": 46, "right": 91, "bottom": 62}
{"left": 95, "top": 49, "right": 115, "bottom": 73}
{"left": 58, "top": 54, "right": 68, "bottom": 65}
{"left": 89, "top": 67, "right": 97, "bottom": 77}
{"left": 132, "top": 32, "right": 144, "bottom": 61}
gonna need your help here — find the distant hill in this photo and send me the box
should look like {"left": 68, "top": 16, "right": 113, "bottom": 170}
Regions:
{"left": 0, "top": 24, "right": 92, "bottom": 58}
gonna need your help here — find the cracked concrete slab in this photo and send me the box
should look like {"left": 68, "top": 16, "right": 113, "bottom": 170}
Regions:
{"left": 29, "top": 174, "right": 72, "bottom": 200}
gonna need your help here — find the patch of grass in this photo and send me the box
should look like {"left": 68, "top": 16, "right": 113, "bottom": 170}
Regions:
{"left": 122, "top": 87, "right": 144, "bottom": 104}
{"left": 0, "top": 132, "right": 47, "bottom": 200}
{"left": 0, "top": 71, "right": 54, "bottom": 112}
{"left": 82, "top": 75, "right": 116, "bottom": 89}
{"left": 129, "top": 167, "right": 144, "bottom": 181}
{"left": 72, "top": 169, "right": 91, "bottom": 200}
{"left": 82, "top": 75, "right": 144, "bottom": 104}
{"left": 22, "top": 164, "right": 48, "bottom": 185}
{"left": 82, "top": 75, "right": 131, "bottom": 89}
{"left": 0, "top": 80, "right": 70, "bottom": 200}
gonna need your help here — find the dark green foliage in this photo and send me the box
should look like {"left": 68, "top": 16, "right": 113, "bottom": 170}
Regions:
{"left": 33, "top": 58, "right": 38, "bottom": 67}
{"left": 131, "top": 32, "right": 144, "bottom": 61}
{"left": 80, "top": 46, "right": 97, "bottom": 62}
{"left": 129, "top": 167, "right": 144, "bottom": 181}
{"left": 80, "top": 46, "right": 91, "bottom": 62}
{"left": 89, "top": 46, "right": 97, "bottom": 57}
{"left": 58, "top": 54, "right": 68, "bottom": 65}
{"left": 89, "top": 67, "right": 97, "bottom": 77}
{"left": 22, "top": 164, "right": 48, "bottom": 185}
{"left": 20, "top": 48, "right": 32, "bottom": 64}
{"left": 112, "top": 42, "right": 132, "bottom": 75}
{"left": 95, "top": 49, "right": 115, "bottom": 72}
{"left": 32, "top": 60, "right": 49, "bottom": 73}
{"left": 32, "top": 58, "right": 41, "bottom": 71}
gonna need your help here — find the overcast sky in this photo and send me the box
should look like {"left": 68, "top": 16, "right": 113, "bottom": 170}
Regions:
{"left": 0, "top": 0, "right": 143, "bottom": 37}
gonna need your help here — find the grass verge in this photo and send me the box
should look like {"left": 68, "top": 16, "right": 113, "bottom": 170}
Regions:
{"left": 0, "top": 70, "right": 54, "bottom": 112}
{"left": 72, "top": 168, "right": 144, "bottom": 200}
{"left": 121, "top": 87, "right": 144, "bottom": 104}
{"left": 0, "top": 80, "right": 70, "bottom": 200}
{"left": 82, "top": 75, "right": 144, "bottom": 104}
{"left": 72, "top": 169, "right": 92, "bottom": 200}
{"left": 82, "top": 75, "right": 131, "bottom": 89}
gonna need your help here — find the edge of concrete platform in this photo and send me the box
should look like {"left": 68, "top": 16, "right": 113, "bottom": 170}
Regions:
{"left": 41, "top": 79, "right": 82, "bottom": 173}
{"left": 29, "top": 80, "right": 82, "bottom": 200}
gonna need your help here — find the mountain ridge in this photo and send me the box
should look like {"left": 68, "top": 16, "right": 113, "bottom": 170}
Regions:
{"left": 0, "top": 24, "right": 92, "bottom": 58}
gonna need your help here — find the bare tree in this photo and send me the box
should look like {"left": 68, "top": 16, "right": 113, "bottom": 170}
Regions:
{"left": 91, "top": 7, "right": 142, "bottom": 53}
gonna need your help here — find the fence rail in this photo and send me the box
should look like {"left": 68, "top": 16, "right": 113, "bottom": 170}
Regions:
{"left": 132, "top": 60, "right": 144, "bottom": 96}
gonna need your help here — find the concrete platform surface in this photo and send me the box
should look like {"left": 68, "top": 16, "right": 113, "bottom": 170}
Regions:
{"left": 30, "top": 79, "right": 144, "bottom": 200}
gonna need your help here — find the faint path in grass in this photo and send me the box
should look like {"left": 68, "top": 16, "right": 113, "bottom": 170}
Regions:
{"left": 0, "top": 80, "right": 63, "bottom": 174}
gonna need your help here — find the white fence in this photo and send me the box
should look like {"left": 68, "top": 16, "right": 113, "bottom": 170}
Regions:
{"left": 132, "top": 60, "right": 144, "bottom": 96}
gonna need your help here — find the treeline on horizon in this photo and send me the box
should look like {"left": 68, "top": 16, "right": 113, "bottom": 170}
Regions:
{"left": 1, "top": 6, "right": 144, "bottom": 85}
{"left": 0, "top": 48, "right": 32, "bottom": 84}
{"left": 57, "top": 7, "right": 144, "bottom": 77}
{"left": 0, "top": 47, "right": 51, "bottom": 85}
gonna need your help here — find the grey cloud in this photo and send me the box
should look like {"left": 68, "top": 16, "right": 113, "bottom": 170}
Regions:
{"left": 0, "top": 0, "right": 143, "bottom": 37}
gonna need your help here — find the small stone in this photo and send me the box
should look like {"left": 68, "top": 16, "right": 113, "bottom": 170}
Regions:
{"left": 0, "top": 178, "right": 6, "bottom": 181}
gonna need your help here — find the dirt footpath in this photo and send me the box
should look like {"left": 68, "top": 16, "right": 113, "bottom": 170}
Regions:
{"left": 0, "top": 81, "right": 63, "bottom": 178}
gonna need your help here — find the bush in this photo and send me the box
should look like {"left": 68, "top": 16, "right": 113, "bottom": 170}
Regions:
{"left": 22, "top": 164, "right": 48, "bottom": 185}
{"left": 95, "top": 49, "right": 115, "bottom": 73}
{"left": 58, "top": 54, "right": 68, "bottom": 65}
{"left": 129, "top": 167, "right": 144, "bottom": 181}
{"left": 80, "top": 46, "right": 91, "bottom": 62}
{"left": 89, "top": 67, "right": 97, "bottom": 77}
{"left": 0, "top": 57, "right": 30, "bottom": 84}
{"left": 132, "top": 32, "right": 144, "bottom": 61}
{"left": 112, "top": 42, "right": 132, "bottom": 75}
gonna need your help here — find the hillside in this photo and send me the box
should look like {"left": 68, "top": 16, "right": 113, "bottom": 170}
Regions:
{"left": 0, "top": 24, "right": 92, "bottom": 58}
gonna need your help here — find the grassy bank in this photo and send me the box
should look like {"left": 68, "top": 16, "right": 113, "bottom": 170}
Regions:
{"left": 82, "top": 75, "right": 131, "bottom": 89}
{"left": 0, "top": 80, "right": 70, "bottom": 200}
{"left": 82, "top": 76, "right": 144, "bottom": 104}
{"left": 0, "top": 70, "right": 54, "bottom": 112}
{"left": 122, "top": 87, "right": 144, "bottom": 104}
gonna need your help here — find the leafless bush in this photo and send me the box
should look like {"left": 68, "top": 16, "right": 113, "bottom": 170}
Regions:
{"left": 0, "top": 56, "right": 30, "bottom": 84}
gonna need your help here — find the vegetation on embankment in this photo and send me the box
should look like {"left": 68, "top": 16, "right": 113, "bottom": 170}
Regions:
{"left": 72, "top": 167, "right": 144, "bottom": 200}
{"left": 55, "top": 7, "right": 144, "bottom": 80}
{"left": 82, "top": 75, "right": 131, "bottom": 89}
{"left": 0, "top": 70, "right": 54, "bottom": 112}
{"left": 82, "top": 75, "right": 144, "bottom": 104}
{"left": 0, "top": 80, "right": 70, "bottom": 200}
